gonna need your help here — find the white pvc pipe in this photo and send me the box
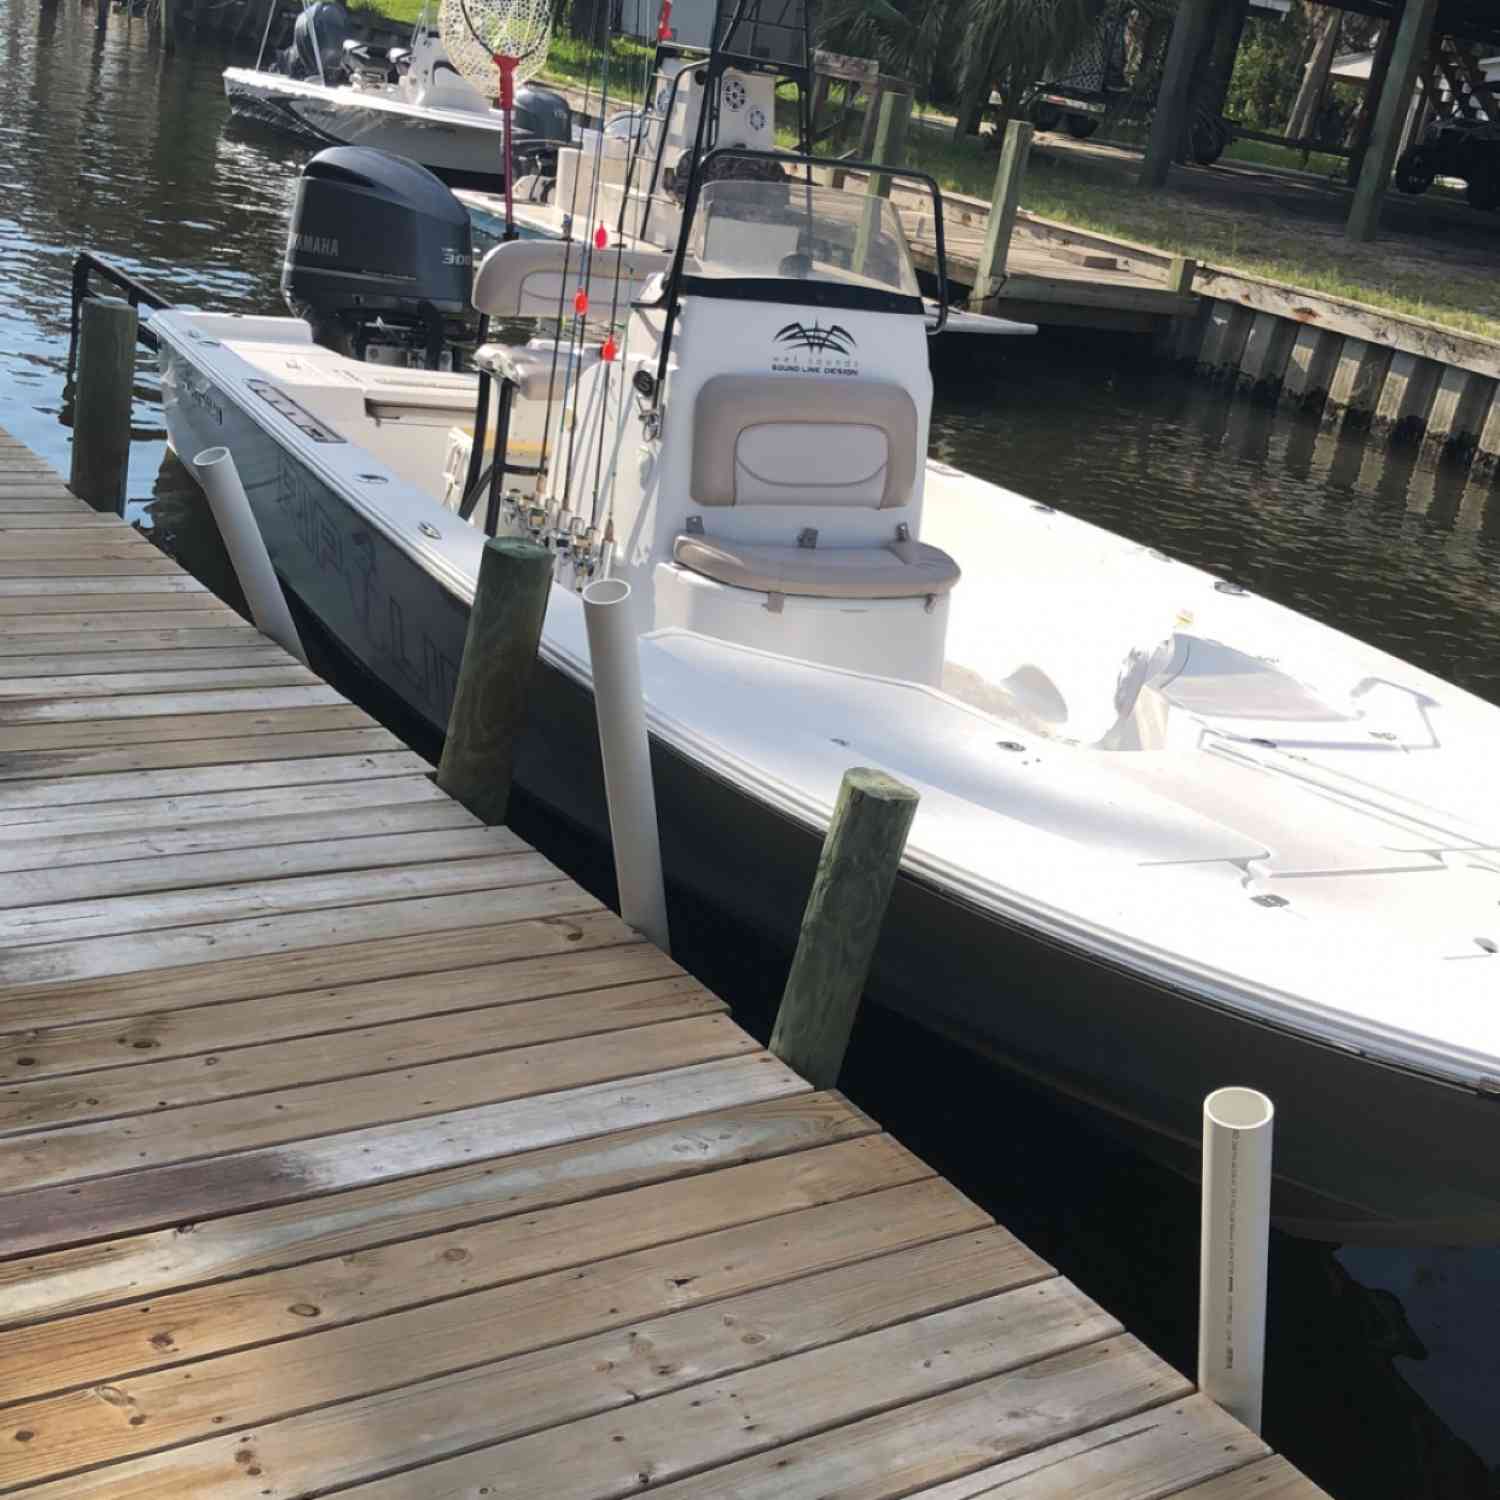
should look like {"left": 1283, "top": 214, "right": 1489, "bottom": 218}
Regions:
{"left": 193, "top": 446, "right": 307, "bottom": 665}
{"left": 581, "top": 578, "right": 670, "bottom": 954}
{"left": 1198, "top": 1086, "right": 1274, "bottom": 1434}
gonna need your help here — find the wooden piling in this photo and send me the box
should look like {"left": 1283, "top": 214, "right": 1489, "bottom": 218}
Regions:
{"left": 1346, "top": 0, "right": 1440, "bottom": 241}
{"left": 69, "top": 296, "right": 138, "bottom": 514}
{"left": 854, "top": 89, "right": 912, "bottom": 275}
{"left": 96, "top": 0, "right": 109, "bottom": 30}
{"left": 972, "top": 121, "right": 1033, "bottom": 305}
{"left": 1166, "top": 255, "right": 1197, "bottom": 295}
{"left": 436, "top": 536, "right": 553, "bottom": 826}
{"left": 867, "top": 87, "right": 911, "bottom": 194}
{"left": 769, "top": 768, "right": 919, "bottom": 1089}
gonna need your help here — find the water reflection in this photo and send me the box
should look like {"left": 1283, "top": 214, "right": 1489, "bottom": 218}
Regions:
{"left": 2, "top": 5, "right": 1499, "bottom": 1494}
{"left": 930, "top": 338, "right": 1500, "bottom": 705}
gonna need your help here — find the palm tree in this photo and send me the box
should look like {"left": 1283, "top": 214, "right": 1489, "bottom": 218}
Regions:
{"left": 815, "top": 0, "right": 955, "bottom": 100}
{"left": 949, "top": 0, "right": 1113, "bottom": 140}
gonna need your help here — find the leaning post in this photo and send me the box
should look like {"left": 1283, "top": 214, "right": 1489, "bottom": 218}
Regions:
{"left": 436, "top": 537, "right": 553, "bottom": 826}
{"left": 69, "top": 295, "right": 138, "bottom": 514}
{"left": 972, "top": 120, "right": 1034, "bottom": 307}
{"left": 769, "top": 768, "right": 920, "bottom": 1089}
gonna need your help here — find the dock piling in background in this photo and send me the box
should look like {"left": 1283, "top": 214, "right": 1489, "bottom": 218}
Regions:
{"left": 193, "top": 446, "right": 307, "bottom": 664}
{"left": 581, "top": 576, "right": 671, "bottom": 955}
{"left": 95, "top": 0, "right": 109, "bottom": 30}
{"left": 1167, "top": 255, "right": 1198, "bottom": 296}
{"left": 854, "top": 88, "right": 912, "bottom": 272}
{"left": 68, "top": 294, "right": 136, "bottom": 513}
{"left": 770, "top": 768, "right": 919, "bottom": 1088}
{"left": 867, "top": 87, "right": 912, "bottom": 195}
{"left": 1199, "top": 1087, "right": 1274, "bottom": 1435}
{"left": 973, "top": 121, "right": 1034, "bottom": 305}
{"left": 436, "top": 535, "right": 553, "bottom": 826}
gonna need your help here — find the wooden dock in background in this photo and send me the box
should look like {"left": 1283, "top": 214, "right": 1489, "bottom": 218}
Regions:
{"left": 0, "top": 425, "right": 1327, "bottom": 1500}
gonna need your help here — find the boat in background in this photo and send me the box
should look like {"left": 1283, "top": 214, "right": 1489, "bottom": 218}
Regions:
{"left": 224, "top": 0, "right": 572, "bottom": 188}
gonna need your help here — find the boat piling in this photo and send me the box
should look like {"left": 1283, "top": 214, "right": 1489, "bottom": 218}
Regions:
{"left": 0, "top": 413, "right": 1331, "bottom": 1498}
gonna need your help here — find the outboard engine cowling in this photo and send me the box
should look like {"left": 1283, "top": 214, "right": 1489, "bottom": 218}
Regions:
{"left": 511, "top": 84, "right": 573, "bottom": 178}
{"left": 282, "top": 147, "right": 474, "bottom": 367}
{"left": 276, "top": 0, "right": 351, "bottom": 81}
{"left": 514, "top": 84, "right": 572, "bottom": 143}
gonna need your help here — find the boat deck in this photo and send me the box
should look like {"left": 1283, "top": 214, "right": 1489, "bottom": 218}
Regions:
{"left": 0, "top": 426, "right": 1327, "bottom": 1500}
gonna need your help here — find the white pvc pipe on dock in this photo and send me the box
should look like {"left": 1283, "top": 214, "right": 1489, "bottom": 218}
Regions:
{"left": 581, "top": 577, "right": 670, "bottom": 954}
{"left": 193, "top": 446, "right": 307, "bottom": 665}
{"left": 1198, "top": 1086, "right": 1274, "bottom": 1435}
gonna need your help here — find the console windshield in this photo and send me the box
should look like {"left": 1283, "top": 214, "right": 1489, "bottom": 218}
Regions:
{"left": 686, "top": 176, "right": 921, "bottom": 299}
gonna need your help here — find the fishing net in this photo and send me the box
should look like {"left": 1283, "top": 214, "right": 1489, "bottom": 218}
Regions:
{"left": 438, "top": 0, "right": 553, "bottom": 233}
{"left": 438, "top": 0, "right": 552, "bottom": 100}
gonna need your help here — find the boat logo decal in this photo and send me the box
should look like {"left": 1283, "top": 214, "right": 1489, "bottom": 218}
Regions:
{"left": 774, "top": 321, "right": 855, "bottom": 355}
{"left": 771, "top": 321, "right": 859, "bottom": 376}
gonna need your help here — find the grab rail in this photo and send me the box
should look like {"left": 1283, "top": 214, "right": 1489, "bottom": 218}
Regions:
{"left": 67, "top": 251, "right": 171, "bottom": 381}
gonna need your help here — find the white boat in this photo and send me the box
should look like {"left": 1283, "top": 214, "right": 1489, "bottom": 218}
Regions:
{"left": 224, "top": 0, "right": 571, "bottom": 188}
{"left": 157, "top": 9, "right": 1500, "bottom": 1248}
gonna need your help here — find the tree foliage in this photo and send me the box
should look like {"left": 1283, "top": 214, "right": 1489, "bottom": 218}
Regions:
{"left": 1223, "top": 3, "right": 1311, "bottom": 131}
{"left": 817, "top": 0, "right": 1114, "bottom": 136}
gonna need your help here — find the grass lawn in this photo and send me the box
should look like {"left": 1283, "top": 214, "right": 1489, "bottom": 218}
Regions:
{"left": 1220, "top": 138, "right": 1346, "bottom": 177}
{"left": 352, "top": 0, "right": 424, "bottom": 23}
{"left": 538, "top": 33, "right": 654, "bottom": 101}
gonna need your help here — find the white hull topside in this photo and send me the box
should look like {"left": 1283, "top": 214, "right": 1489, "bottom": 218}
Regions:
{"left": 155, "top": 307, "right": 1500, "bottom": 1083}
{"left": 224, "top": 68, "right": 511, "bottom": 181}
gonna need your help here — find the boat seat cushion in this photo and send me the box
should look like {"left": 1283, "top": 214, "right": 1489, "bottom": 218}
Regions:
{"left": 673, "top": 534, "right": 960, "bottom": 599}
{"left": 691, "top": 375, "right": 918, "bottom": 510}
{"left": 474, "top": 342, "right": 598, "bottom": 402}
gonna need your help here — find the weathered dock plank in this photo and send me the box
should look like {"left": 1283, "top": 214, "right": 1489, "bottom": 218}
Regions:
{"left": 0, "top": 426, "right": 1327, "bottom": 1500}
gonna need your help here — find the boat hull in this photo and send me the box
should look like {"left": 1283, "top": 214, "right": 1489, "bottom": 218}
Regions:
{"left": 159, "top": 345, "right": 1500, "bottom": 1248}
{"left": 224, "top": 70, "right": 512, "bottom": 189}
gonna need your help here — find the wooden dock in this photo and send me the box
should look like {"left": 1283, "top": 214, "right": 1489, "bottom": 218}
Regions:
{"left": 0, "top": 426, "right": 1327, "bottom": 1500}
{"left": 894, "top": 193, "right": 1199, "bottom": 333}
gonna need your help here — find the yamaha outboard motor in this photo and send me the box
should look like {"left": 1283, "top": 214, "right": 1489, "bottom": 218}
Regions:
{"left": 276, "top": 0, "right": 352, "bottom": 81}
{"left": 282, "top": 148, "right": 474, "bottom": 368}
{"left": 514, "top": 84, "right": 572, "bottom": 143}
{"left": 512, "top": 83, "right": 573, "bottom": 178}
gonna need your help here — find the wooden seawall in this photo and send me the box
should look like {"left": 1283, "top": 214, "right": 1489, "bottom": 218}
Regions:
{"left": 1162, "top": 267, "right": 1500, "bottom": 468}
{"left": 0, "top": 425, "right": 1328, "bottom": 1500}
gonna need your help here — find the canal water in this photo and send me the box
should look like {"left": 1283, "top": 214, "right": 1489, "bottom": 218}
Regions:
{"left": 3, "top": 5, "right": 1500, "bottom": 1496}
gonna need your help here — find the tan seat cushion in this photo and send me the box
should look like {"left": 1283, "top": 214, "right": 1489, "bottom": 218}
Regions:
{"left": 673, "top": 534, "right": 960, "bottom": 600}
{"left": 691, "top": 375, "right": 919, "bottom": 509}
